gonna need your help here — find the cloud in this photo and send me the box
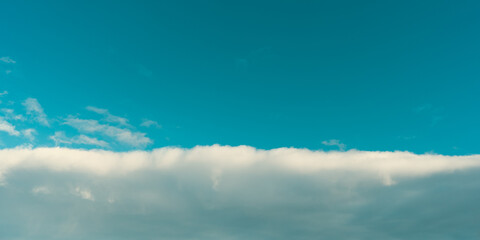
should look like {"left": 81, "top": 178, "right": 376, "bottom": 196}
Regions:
{"left": 413, "top": 103, "right": 432, "bottom": 113}
{"left": 74, "top": 135, "right": 109, "bottom": 148}
{"left": 235, "top": 47, "right": 274, "bottom": 73}
{"left": 49, "top": 131, "right": 73, "bottom": 145}
{"left": 32, "top": 186, "right": 51, "bottom": 195}
{"left": 0, "top": 91, "right": 7, "bottom": 104}
{"left": 50, "top": 131, "right": 109, "bottom": 148}
{"left": 413, "top": 104, "right": 444, "bottom": 126}
{"left": 73, "top": 187, "right": 95, "bottom": 201}
{"left": 22, "top": 128, "right": 37, "bottom": 141}
{"left": 1, "top": 108, "right": 26, "bottom": 121}
{"left": 22, "top": 98, "right": 49, "bottom": 126}
{"left": 1, "top": 145, "right": 479, "bottom": 184}
{"left": 322, "top": 139, "right": 346, "bottom": 151}
{"left": 1, "top": 146, "right": 480, "bottom": 239}
{"left": 140, "top": 119, "right": 161, "bottom": 128}
{"left": 86, "top": 106, "right": 131, "bottom": 127}
{"left": 0, "top": 56, "right": 16, "bottom": 64}
{"left": 85, "top": 106, "right": 108, "bottom": 115}
{"left": 0, "top": 117, "right": 20, "bottom": 136}
{"left": 63, "top": 116, "right": 151, "bottom": 147}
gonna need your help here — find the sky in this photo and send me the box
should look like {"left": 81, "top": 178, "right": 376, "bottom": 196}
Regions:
{"left": 1, "top": 1, "right": 480, "bottom": 239}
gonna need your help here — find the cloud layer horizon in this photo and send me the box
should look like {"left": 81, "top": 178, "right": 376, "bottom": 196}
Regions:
{"left": 2, "top": 145, "right": 480, "bottom": 239}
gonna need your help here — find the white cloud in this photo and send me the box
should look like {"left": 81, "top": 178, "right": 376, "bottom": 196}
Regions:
{"left": 64, "top": 116, "right": 151, "bottom": 147}
{"left": 86, "top": 106, "right": 131, "bottom": 127}
{"left": 413, "top": 104, "right": 444, "bottom": 126}
{"left": 1, "top": 108, "right": 26, "bottom": 121}
{"left": 75, "top": 135, "right": 109, "bottom": 148}
{"left": 50, "top": 131, "right": 109, "bottom": 148}
{"left": 0, "top": 56, "right": 16, "bottom": 64}
{"left": 0, "top": 117, "right": 20, "bottom": 136}
{"left": 322, "top": 139, "right": 346, "bottom": 151}
{"left": 73, "top": 187, "right": 94, "bottom": 201}
{"left": 49, "top": 131, "right": 73, "bottom": 145}
{"left": 22, "top": 98, "right": 49, "bottom": 126}
{"left": 0, "top": 91, "right": 7, "bottom": 104}
{"left": 1, "top": 145, "right": 480, "bottom": 239}
{"left": 0, "top": 145, "right": 479, "bottom": 185}
{"left": 85, "top": 106, "right": 108, "bottom": 115}
{"left": 32, "top": 186, "right": 51, "bottom": 195}
{"left": 22, "top": 128, "right": 37, "bottom": 141}
{"left": 140, "top": 119, "right": 161, "bottom": 128}
{"left": 414, "top": 103, "right": 432, "bottom": 113}
{"left": 62, "top": 118, "right": 103, "bottom": 132}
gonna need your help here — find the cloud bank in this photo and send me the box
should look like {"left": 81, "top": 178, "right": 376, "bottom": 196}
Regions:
{"left": 1, "top": 145, "right": 479, "bottom": 185}
{"left": 1, "top": 145, "right": 480, "bottom": 239}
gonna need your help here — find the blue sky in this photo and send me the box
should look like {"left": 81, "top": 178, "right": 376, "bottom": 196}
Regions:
{"left": 1, "top": 1, "right": 480, "bottom": 239}
{"left": 1, "top": 0, "right": 479, "bottom": 154}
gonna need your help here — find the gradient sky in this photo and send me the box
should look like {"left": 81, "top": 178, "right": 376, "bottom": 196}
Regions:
{"left": 1, "top": 1, "right": 480, "bottom": 239}
{"left": 1, "top": 0, "right": 479, "bottom": 154}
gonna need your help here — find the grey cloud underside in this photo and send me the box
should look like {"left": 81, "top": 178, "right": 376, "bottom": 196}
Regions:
{"left": 1, "top": 146, "right": 480, "bottom": 239}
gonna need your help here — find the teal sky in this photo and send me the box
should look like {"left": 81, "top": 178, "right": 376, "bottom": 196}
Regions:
{"left": 1, "top": 1, "right": 480, "bottom": 239}
{"left": 1, "top": 0, "right": 479, "bottom": 154}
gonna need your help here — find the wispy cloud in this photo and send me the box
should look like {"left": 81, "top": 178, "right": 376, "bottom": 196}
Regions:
{"left": 413, "top": 103, "right": 432, "bottom": 113}
{"left": 22, "top": 128, "right": 37, "bottom": 141}
{"left": 140, "top": 119, "right": 161, "bottom": 128}
{"left": 414, "top": 103, "right": 444, "bottom": 126}
{"left": 50, "top": 131, "right": 109, "bottom": 148}
{"left": 86, "top": 106, "right": 131, "bottom": 127}
{"left": 49, "top": 131, "right": 73, "bottom": 145}
{"left": 22, "top": 98, "right": 49, "bottom": 126}
{"left": 0, "top": 117, "right": 20, "bottom": 136}
{"left": 1, "top": 108, "right": 25, "bottom": 121}
{"left": 0, "top": 91, "right": 7, "bottom": 104}
{"left": 63, "top": 116, "right": 151, "bottom": 147}
{"left": 75, "top": 135, "right": 109, "bottom": 148}
{"left": 2, "top": 92, "right": 155, "bottom": 149}
{"left": 73, "top": 187, "right": 94, "bottom": 201}
{"left": 0, "top": 56, "right": 16, "bottom": 64}
{"left": 32, "top": 186, "right": 51, "bottom": 195}
{"left": 322, "top": 139, "right": 346, "bottom": 151}
{"left": 235, "top": 47, "right": 274, "bottom": 73}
